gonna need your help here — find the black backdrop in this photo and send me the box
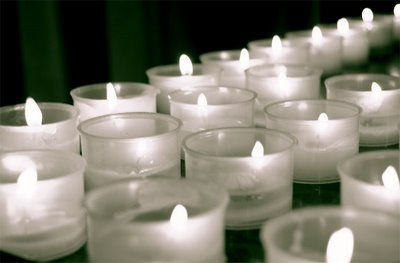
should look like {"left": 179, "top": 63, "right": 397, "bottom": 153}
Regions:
{"left": 1, "top": 0, "right": 397, "bottom": 107}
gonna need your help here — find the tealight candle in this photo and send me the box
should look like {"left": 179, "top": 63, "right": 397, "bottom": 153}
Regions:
{"left": 394, "top": 4, "right": 400, "bottom": 40}
{"left": 70, "top": 82, "right": 159, "bottom": 122}
{"left": 325, "top": 74, "right": 400, "bottom": 146}
{"left": 248, "top": 35, "right": 310, "bottom": 64}
{"left": 0, "top": 98, "right": 79, "bottom": 153}
{"left": 246, "top": 64, "right": 322, "bottom": 127}
{"left": 85, "top": 177, "right": 229, "bottom": 262}
{"left": 169, "top": 86, "right": 256, "bottom": 153}
{"left": 286, "top": 26, "right": 343, "bottom": 76}
{"left": 183, "top": 127, "right": 297, "bottom": 229}
{"left": 0, "top": 150, "right": 86, "bottom": 261}
{"left": 146, "top": 54, "right": 220, "bottom": 113}
{"left": 338, "top": 150, "right": 400, "bottom": 216}
{"left": 261, "top": 206, "right": 399, "bottom": 263}
{"left": 264, "top": 99, "right": 360, "bottom": 183}
{"left": 78, "top": 112, "right": 182, "bottom": 190}
{"left": 199, "top": 48, "right": 267, "bottom": 88}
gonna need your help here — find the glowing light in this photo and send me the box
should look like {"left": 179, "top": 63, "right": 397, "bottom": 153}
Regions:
{"left": 371, "top": 82, "right": 382, "bottom": 93}
{"left": 239, "top": 48, "right": 250, "bottom": 70}
{"left": 272, "top": 35, "right": 283, "bottom": 56}
{"left": 382, "top": 166, "right": 400, "bottom": 191}
{"left": 337, "top": 18, "right": 350, "bottom": 35}
{"left": 197, "top": 93, "right": 208, "bottom": 107}
{"left": 395, "top": 4, "right": 400, "bottom": 18}
{"left": 179, "top": 54, "right": 193, "bottom": 76}
{"left": 251, "top": 141, "right": 264, "bottom": 158}
{"left": 362, "top": 8, "right": 374, "bottom": 23}
{"left": 318, "top": 112, "right": 329, "bottom": 121}
{"left": 326, "top": 227, "right": 354, "bottom": 263}
{"left": 17, "top": 166, "right": 38, "bottom": 198}
{"left": 276, "top": 65, "right": 289, "bottom": 97}
{"left": 25, "top": 97, "right": 42, "bottom": 127}
{"left": 312, "top": 26, "right": 323, "bottom": 46}
{"left": 170, "top": 204, "right": 188, "bottom": 227}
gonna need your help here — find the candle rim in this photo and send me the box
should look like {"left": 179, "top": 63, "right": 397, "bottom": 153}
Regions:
{"left": 248, "top": 37, "right": 310, "bottom": 49}
{"left": 199, "top": 49, "right": 263, "bottom": 62}
{"left": 246, "top": 63, "right": 323, "bottom": 80}
{"left": 146, "top": 64, "right": 221, "bottom": 79}
{"left": 285, "top": 29, "right": 342, "bottom": 42}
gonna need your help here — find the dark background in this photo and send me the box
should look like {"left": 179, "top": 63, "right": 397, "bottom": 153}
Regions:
{"left": 1, "top": 0, "right": 397, "bottom": 107}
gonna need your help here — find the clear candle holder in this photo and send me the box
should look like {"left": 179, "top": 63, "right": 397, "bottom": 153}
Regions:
{"left": 0, "top": 150, "right": 86, "bottom": 261}
{"left": 325, "top": 74, "right": 400, "bottom": 147}
{"left": 246, "top": 64, "right": 322, "bottom": 127}
{"left": 85, "top": 177, "right": 229, "bottom": 262}
{"left": 264, "top": 99, "right": 361, "bottom": 184}
{"left": 261, "top": 206, "right": 400, "bottom": 263}
{"left": 183, "top": 127, "right": 297, "bottom": 229}
{"left": 338, "top": 150, "right": 400, "bottom": 216}
{"left": 0, "top": 103, "right": 79, "bottom": 153}
{"left": 78, "top": 112, "right": 182, "bottom": 190}
{"left": 146, "top": 64, "right": 220, "bottom": 114}
{"left": 70, "top": 82, "right": 158, "bottom": 122}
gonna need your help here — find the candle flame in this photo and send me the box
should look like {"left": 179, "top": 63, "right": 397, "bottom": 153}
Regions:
{"left": 395, "top": 4, "right": 400, "bottom": 18}
{"left": 318, "top": 112, "right": 329, "bottom": 121}
{"left": 326, "top": 227, "right": 354, "bottom": 263}
{"left": 179, "top": 54, "right": 193, "bottom": 76}
{"left": 312, "top": 26, "right": 323, "bottom": 46}
{"left": 337, "top": 18, "right": 350, "bottom": 35}
{"left": 106, "top": 83, "right": 118, "bottom": 102}
{"left": 239, "top": 48, "right": 250, "bottom": 70}
{"left": 382, "top": 166, "right": 400, "bottom": 191}
{"left": 277, "top": 65, "right": 289, "bottom": 97}
{"left": 371, "top": 82, "right": 382, "bottom": 93}
{"left": 170, "top": 204, "right": 188, "bottom": 227}
{"left": 251, "top": 141, "right": 264, "bottom": 158}
{"left": 272, "top": 35, "right": 283, "bottom": 56}
{"left": 362, "top": 8, "right": 374, "bottom": 23}
{"left": 25, "top": 97, "right": 42, "bottom": 127}
{"left": 17, "top": 166, "right": 38, "bottom": 197}
{"left": 197, "top": 93, "right": 208, "bottom": 107}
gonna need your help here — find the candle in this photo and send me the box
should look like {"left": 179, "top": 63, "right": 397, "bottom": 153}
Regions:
{"left": 0, "top": 150, "right": 86, "bottom": 261}
{"left": 146, "top": 54, "right": 220, "bottom": 114}
{"left": 338, "top": 150, "right": 400, "bottom": 216}
{"left": 183, "top": 127, "right": 296, "bottom": 229}
{"left": 70, "top": 82, "right": 159, "bottom": 122}
{"left": 0, "top": 98, "right": 79, "bottom": 153}
{"left": 286, "top": 26, "right": 343, "bottom": 76}
{"left": 85, "top": 177, "right": 229, "bottom": 262}
{"left": 264, "top": 99, "right": 360, "bottom": 183}
{"left": 169, "top": 86, "right": 256, "bottom": 156}
{"left": 78, "top": 112, "right": 182, "bottom": 190}
{"left": 394, "top": 4, "right": 400, "bottom": 40}
{"left": 248, "top": 35, "right": 310, "bottom": 64}
{"left": 246, "top": 64, "right": 322, "bottom": 127}
{"left": 199, "top": 48, "right": 267, "bottom": 88}
{"left": 261, "top": 206, "right": 399, "bottom": 262}
{"left": 325, "top": 74, "right": 400, "bottom": 146}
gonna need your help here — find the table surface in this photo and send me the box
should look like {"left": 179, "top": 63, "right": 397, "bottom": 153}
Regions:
{"left": 1, "top": 52, "right": 399, "bottom": 263}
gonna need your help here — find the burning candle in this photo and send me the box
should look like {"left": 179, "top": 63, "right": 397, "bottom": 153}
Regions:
{"left": 248, "top": 35, "right": 310, "bottom": 64}
{"left": 85, "top": 177, "right": 229, "bottom": 262}
{"left": 0, "top": 98, "right": 79, "bottom": 153}
{"left": 286, "top": 26, "right": 343, "bottom": 76}
{"left": 146, "top": 54, "right": 220, "bottom": 114}
{"left": 265, "top": 99, "right": 360, "bottom": 183}
{"left": 325, "top": 74, "right": 400, "bottom": 146}
{"left": 70, "top": 82, "right": 159, "bottom": 122}
{"left": 338, "top": 150, "right": 400, "bottom": 216}
{"left": 183, "top": 127, "right": 296, "bottom": 229}
{"left": 394, "top": 4, "right": 400, "bottom": 40}
{"left": 0, "top": 150, "right": 86, "bottom": 261}
{"left": 78, "top": 112, "right": 182, "bottom": 190}
{"left": 246, "top": 64, "right": 322, "bottom": 127}
{"left": 261, "top": 206, "right": 399, "bottom": 262}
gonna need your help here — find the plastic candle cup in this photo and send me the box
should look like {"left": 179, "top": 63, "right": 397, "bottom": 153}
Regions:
{"left": 70, "top": 82, "right": 159, "bottom": 122}
{"left": 199, "top": 49, "right": 267, "bottom": 88}
{"left": 146, "top": 55, "right": 221, "bottom": 114}
{"left": 248, "top": 35, "right": 310, "bottom": 64}
{"left": 325, "top": 74, "right": 400, "bottom": 146}
{"left": 0, "top": 99, "right": 79, "bottom": 153}
{"left": 246, "top": 64, "right": 322, "bottom": 127}
{"left": 264, "top": 99, "right": 361, "bottom": 184}
{"left": 260, "top": 206, "right": 400, "bottom": 263}
{"left": 0, "top": 150, "right": 86, "bottom": 261}
{"left": 338, "top": 150, "right": 400, "bottom": 216}
{"left": 78, "top": 112, "right": 182, "bottom": 190}
{"left": 183, "top": 127, "right": 297, "bottom": 229}
{"left": 169, "top": 86, "right": 256, "bottom": 155}
{"left": 286, "top": 26, "right": 343, "bottom": 76}
{"left": 85, "top": 177, "right": 229, "bottom": 262}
